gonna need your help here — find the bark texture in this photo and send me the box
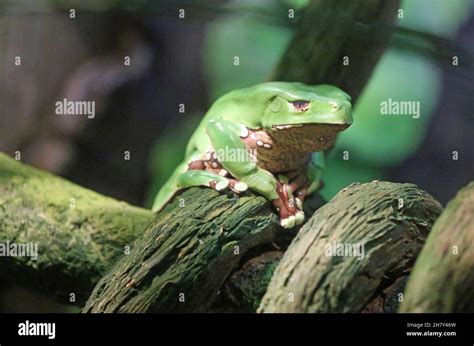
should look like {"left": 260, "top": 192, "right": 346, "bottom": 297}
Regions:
{"left": 400, "top": 182, "right": 474, "bottom": 313}
{"left": 83, "top": 187, "right": 281, "bottom": 312}
{"left": 210, "top": 250, "right": 284, "bottom": 312}
{"left": 258, "top": 181, "right": 442, "bottom": 313}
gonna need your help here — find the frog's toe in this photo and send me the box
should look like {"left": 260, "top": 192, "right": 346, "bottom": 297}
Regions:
{"left": 215, "top": 179, "right": 229, "bottom": 191}
{"left": 281, "top": 215, "right": 296, "bottom": 229}
{"left": 294, "top": 210, "right": 305, "bottom": 225}
{"left": 234, "top": 181, "right": 248, "bottom": 192}
{"left": 227, "top": 179, "right": 248, "bottom": 193}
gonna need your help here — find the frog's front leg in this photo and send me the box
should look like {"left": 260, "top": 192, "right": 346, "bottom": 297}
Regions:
{"left": 272, "top": 177, "right": 305, "bottom": 228}
{"left": 279, "top": 152, "right": 325, "bottom": 210}
{"left": 283, "top": 152, "right": 324, "bottom": 200}
{"left": 205, "top": 118, "right": 303, "bottom": 228}
{"left": 176, "top": 169, "right": 248, "bottom": 193}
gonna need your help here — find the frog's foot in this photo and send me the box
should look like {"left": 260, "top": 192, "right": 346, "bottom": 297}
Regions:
{"left": 189, "top": 150, "right": 227, "bottom": 176}
{"left": 177, "top": 169, "right": 248, "bottom": 197}
{"left": 272, "top": 181, "right": 305, "bottom": 229}
{"left": 209, "top": 178, "right": 248, "bottom": 194}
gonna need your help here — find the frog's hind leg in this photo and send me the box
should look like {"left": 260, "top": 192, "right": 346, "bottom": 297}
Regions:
{"left": 152, "top": 161, "right": 189, "bottom": 212}
{"left": 151, "top": 163, "right": 225, "bottom": 212}
{"left": 152, "top": 156, "right": 249, "bottom": 213}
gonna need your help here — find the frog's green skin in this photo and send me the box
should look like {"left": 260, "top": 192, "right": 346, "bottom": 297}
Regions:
{"left": 152, "top": 82, "right": 352, "bottom": 228}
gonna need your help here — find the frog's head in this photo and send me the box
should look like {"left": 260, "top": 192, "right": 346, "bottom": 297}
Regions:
{"left": 259, "top": 82, "right": 352, "bottom": 131}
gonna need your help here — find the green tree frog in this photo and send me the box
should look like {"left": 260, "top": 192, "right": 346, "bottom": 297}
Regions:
{"left": 152, "top": 82, "right": 352, "bottom": 228}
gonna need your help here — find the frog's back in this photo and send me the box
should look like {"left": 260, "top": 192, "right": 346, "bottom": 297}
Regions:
{"left": 185, "top": 88, "right": 248, "bottom": 157}
{"left": 184, "top": 84, "right": 279, "bottom": 157}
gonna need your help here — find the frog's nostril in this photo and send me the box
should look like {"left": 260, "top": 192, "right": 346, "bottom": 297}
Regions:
{"left": 329, "top": 101, "right": 339, "bottom": 111}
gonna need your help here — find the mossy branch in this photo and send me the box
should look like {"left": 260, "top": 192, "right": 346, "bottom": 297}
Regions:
{"left": 0, "top": 153, "right": 154, "bottom": 303}
{"left": 83, "top": 188, "right": 282, "bottom": 312}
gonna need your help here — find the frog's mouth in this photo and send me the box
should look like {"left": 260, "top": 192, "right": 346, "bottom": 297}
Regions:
{"left": 269, "top": 123, "right": 350, "bottom": 151}
{"left": 271, "top": 123, "right": 349, "bottom": 132}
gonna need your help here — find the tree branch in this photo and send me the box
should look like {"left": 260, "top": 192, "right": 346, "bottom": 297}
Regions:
{"left": 258, "top": 181, "right": 442, "bottom": 313}
{"left": 400, "top": 182, "right": 474, "bottom": 312}
{"left": 83, "top": 188, "right": 282, "bottom": 312}
{"left": 0, "top": 153, "right": 154, "bottom": 304}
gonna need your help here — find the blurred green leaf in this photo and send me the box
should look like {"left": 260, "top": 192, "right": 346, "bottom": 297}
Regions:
{"left": 284, "top": 0, "right": 310, "bottom": 10}
{"left": 400, "top": 0, "right": 473, "bottom": 38}
{"left": 335, "top": 49, "right": 441, "bottom": 167}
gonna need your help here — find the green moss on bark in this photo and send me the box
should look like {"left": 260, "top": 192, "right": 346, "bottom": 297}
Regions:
{"left": 0, "top": 153, "right": 154, "bottom": 303}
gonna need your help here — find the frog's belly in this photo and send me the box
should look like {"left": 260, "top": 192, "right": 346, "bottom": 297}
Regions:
{"left": 190, "top": 123, "right": 345, "bottom": 175}
{"left": 255, "top": 149, "right": 310, "bottom": 173}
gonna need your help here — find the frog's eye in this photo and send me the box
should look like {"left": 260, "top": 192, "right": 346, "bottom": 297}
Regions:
{"left": 291, "top": 100, "right": 310, "bottom": 111}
